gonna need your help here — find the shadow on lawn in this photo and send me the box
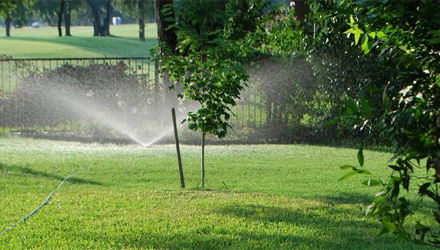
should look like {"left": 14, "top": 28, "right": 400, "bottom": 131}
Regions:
{"left": 87, "top": 193, "right": 420, "bottom": 250}
{"left": 0, "top": 163, "right": 102, "bottom": 186}
{"left": 6, "top": 36, "right": 156, "bottom": 58}
{"left": 90, "top": 204, "right": 413, "bottom": 250}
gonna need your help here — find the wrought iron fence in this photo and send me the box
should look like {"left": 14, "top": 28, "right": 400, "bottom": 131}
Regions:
{"left": 0, "top": 57, "right": 270, "bottom": 143}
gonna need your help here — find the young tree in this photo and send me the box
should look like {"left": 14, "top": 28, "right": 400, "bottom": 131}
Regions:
{"left": 155, "top": 0, "right": 267, "bottom": 188}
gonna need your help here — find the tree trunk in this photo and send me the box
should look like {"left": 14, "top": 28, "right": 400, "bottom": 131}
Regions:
{"left": 5, "top": 15, "right": 11, "bottom": 37}
{"left": 154, "top": 0, "right": 177, "bottom": 54}
{"left": 295, "top": 0, "right": 310, "bottom": 22}
{"left": 65, "top": 0, "right": 72, "bottom": 36}
{"left": 104, "top": 0, "right": 112, "bottom": 36}
{"left": 201, "top": 131, "right": 206, "bottom": 189}
{"left": 154, "top": 0, "right": 178, "bottom": 107}
{"left": 87, "top": 0, "right": 104, "bottom": 36}
{"left": 58, "top": 0, "right": 65, "bottom": 37}
{"left": 138, "top": 0, "right": 145, "bottom": 41}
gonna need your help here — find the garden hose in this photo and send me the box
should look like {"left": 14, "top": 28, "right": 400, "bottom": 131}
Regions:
{"left": 0, "top": 166, "right": 90, "bottom": 236}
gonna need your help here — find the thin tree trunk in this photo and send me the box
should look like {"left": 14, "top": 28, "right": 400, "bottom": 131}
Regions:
{"left": 295, "top": 0, "right": 310, "bottom": 22}
{"left": 5, "top": 15, "right": 11, "bottom": 37}
{"left": 138, "top": 0, "right": 145, "bottom": 41}
{"left": 201, "top": 131, "right": 206, "bottom": 189}
{"left": 58, "top": 0, "right": 65, "bottom": 37}
{"left": 65, "top": 0, "right": 71, "bottom": 36}
{"left": 104, "top": 0, "right": 112, "bottom": 36}
{"left": 87, "top": 0, "right": 102, "bottom": 36}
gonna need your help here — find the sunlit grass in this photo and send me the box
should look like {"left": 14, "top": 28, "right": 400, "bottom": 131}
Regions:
{"left": 0, "top": 138, "right": 430, "bottom": 249}
{"left": 0, "top": 24, "right": 157, "bottom": 58}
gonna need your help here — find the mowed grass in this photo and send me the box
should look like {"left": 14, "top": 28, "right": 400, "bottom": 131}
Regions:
{"left": 0, "top": 24, "right": 157, "bottom": 58}
{"left": 0, "top": 138, "right": 430, "bottom": 249}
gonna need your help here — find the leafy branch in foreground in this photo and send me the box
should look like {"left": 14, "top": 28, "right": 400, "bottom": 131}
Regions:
{"left": 336, "top": 0, "right": 440, "bottom": 246}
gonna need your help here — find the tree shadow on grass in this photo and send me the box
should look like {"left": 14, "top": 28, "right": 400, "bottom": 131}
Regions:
{"left": 81, "top": 192, "right": 423, "bottom": 250}
{"left": 6, "top": 36, "right": 156, "bottom": 58}
{"left": 0, "top": 163, "right": 102, "bottom": 186}
{"left": 85, "top": 204, "right": 416, "bottom": 250}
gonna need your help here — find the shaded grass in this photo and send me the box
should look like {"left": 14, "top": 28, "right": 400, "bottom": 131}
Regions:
{"left": 0, "top": 138, "right": 430, "bottom": 249}
{"left": 0, "top": 24, "right": 157, "bottom": 58}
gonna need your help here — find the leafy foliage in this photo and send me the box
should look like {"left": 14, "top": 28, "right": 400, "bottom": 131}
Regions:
{"left": 335, "top": 0, "right": 440, "bottom": 246}
{"left": 158, "top": 0, "right": 267, "bottom": 138}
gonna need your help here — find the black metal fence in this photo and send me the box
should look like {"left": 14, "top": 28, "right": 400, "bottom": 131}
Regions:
{"left": 0, "top": 57, "right": 275, "bottom": 143}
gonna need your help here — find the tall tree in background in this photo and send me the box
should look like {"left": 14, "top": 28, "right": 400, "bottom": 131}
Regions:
{"left": 137, "top": 0, "right": 145, "bottom": 41}
{"left": 87, "top": 0, "right": 112, "bottom": 36}
{"left": 57, "top": 0, "right": 65, "bottom": 36}
{"left": 64, "top": 0, "right": 72, "bottom": 36}
{"left": 0, "top": 0, "right": 33, "bottom": 37}
{"left": 114, "top": 0, "right": 153, "bottom": 41}
{"left": 57, "top": 0, "right": 68, "bottom": 36}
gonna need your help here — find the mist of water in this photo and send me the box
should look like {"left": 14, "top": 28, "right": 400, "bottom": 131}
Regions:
{"left": 30, "top": 77, "right": 190, "bottom": 147}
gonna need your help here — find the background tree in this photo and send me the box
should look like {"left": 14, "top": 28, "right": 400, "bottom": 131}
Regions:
{"left": 87, "top": 0, "right": 113, "bottom": 37}
{"left": 114, "top": 0, "right": 153, "bottom": 41}
{"left": 33, "top": 0, "right": 76, "bottom": 37}
{"left": 0, "top": 0, "right": 33, "bottom": 37}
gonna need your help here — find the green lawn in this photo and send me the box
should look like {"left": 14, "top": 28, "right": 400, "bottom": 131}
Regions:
{"left": 0, "top": 138, "right": 431, "bottom": 249}
{"left": 0, "top": 24, "right": 157, "bottom": 58}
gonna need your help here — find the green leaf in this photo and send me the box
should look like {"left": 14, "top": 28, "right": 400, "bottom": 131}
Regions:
{"left": 361, "top": 36, "right": 374, "bottom": 54}
{"left": 357, "top": 146, "right": 364, "bottom": 167}
{"left": 372, "top": 195, "right": 385, "bottom": 203}
{"left": 428, "top": 30, "right": 440, "bottom": 37}
{"left": 428, "top": 38, "right": 440, "bottom": 44}
{"left": 388, "top": 165, "right": 402, "bottom": 171}
{"left": 325, "top": 117, "right": 341, "bottom": 126}
{"left": 339, "top": 170, "right": 359, "bottom": 181}
{"left": 340, "top": 165, "right": 355, "bottom": 170}
{"left": 381, "top": 217, "right": 397, "bottom": 233}
{"left": 355, "top": 169, "right": 372, "bottom": 175}
{"left": 376, "top": 31, "right": 388, "bottom": 41}
{"left": 418, "top": 182, "right": 431, "bottom": 196}
{"left": 353, "top": 29, "right": 364, "bottom": 45}
{"left": 360, "top": 97, "right": 372, "bottom": 115}
{"left": 362, "top": 179, "right": 380, "bottom": 186}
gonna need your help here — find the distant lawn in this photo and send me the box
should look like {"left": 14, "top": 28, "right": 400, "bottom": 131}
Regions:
{"left": 0, "top": 24, "right": 157, "bottom": 58}
{"left": 0, "top": 138, "right": 431, "bottom": 249}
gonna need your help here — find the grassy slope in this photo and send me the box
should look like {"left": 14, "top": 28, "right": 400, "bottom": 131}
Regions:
{"left": 0, "top": 139, "right": 430, "bottom": 249}
{"left": 0, "top": 24, "right": 157, "bottom": 58}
